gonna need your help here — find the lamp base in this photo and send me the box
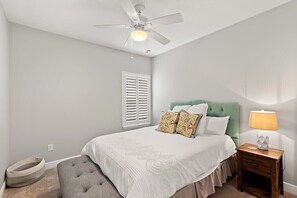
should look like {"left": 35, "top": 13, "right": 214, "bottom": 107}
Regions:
{"left": 257, "top": 133, "right": 269, "bottom": 151}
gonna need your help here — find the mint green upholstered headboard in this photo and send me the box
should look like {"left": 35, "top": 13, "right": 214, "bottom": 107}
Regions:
{"left": 170, "top": 100, "right": 240, "bottom": 146}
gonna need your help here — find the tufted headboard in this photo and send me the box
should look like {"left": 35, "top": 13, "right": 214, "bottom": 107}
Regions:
{"left": 170, "top": 99, "right": 240, "bottom": 146}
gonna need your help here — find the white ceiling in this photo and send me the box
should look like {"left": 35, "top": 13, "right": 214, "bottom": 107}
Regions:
{"left": 0, "top": 0, "right": 291, "bottom": 57}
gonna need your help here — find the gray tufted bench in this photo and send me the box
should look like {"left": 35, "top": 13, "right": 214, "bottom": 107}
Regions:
{"left": 57, "top": 155, "right": 122, "bottom": 198}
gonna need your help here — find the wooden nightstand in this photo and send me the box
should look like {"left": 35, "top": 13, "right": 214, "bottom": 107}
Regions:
{"left": 237, "top": 143, "right": 284, "bottom": 198}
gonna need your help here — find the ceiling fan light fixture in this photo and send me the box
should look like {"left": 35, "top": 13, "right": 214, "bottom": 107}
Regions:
{"left": 130, "top": 29, "right": 148, "bottom": 42}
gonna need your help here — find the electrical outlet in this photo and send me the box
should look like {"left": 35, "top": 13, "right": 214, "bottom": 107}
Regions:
{"left": 48, "top": 144, "right": 54, "bottom": 152}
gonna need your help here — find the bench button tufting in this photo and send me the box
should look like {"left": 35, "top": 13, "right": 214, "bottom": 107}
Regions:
{"left": 76, "top": 174, "right": 82, "bottom": 178}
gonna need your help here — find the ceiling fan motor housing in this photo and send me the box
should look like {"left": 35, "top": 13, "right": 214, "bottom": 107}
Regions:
{"left": 135, "top": 4, "right": 145, "bottom": 14}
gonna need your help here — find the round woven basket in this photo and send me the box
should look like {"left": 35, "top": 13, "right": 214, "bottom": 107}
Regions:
{"left": 6, "top": 157, "right": 45, "bottom": 187}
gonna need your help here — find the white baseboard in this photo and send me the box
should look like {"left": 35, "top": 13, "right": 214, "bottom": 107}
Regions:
{"left": 0, "top": 181, "right": 6, "bottom": 198}
{"left": 284, "top": 182, "right": 297, "bottom": 195}
{"left": 45, "top": 155, "right": 81, "bottom": 170}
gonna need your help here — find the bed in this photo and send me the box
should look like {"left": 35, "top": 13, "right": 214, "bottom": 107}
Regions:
{"left": 79, "top": 100, "right": 240, "bottom": 198}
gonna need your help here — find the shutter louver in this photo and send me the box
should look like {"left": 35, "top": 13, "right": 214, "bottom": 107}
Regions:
{"left": 122, "top": 72, "right": 151, "bottom": 128}
{"left": 138, "top": 76, "right": 149, "bottom": 122}
{"left": 125, "top": 76, "right": 137, "bottom": 122}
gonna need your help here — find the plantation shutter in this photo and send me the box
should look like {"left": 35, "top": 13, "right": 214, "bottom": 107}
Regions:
{"left": 122, "top": 72, "right": 151, "bottom": 128}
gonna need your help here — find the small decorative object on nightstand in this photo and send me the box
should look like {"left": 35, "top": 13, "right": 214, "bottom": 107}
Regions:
{"left": 237, "top": 143, "right": 284, "bottom": 198}
{"left": 249, "top": 110, "right": 278, "bottom": 150}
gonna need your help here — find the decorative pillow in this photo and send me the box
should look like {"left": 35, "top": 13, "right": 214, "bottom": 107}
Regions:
{"left": 204, "top": 116, "right": 230, "bottom": 135}
{"left": 176, "top": 110, "right": 203, "bottom": 138}
{"left": 172, "top": 105, "right": 191, "bottom": 112}
{"left": 187, "top": 104, "right": 208, "bottom": 136}
{"left": 157, "top": 112, "right": 180, "bottom": 133}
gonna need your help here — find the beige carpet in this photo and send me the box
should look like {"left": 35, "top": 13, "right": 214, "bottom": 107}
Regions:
{"left": 4, "top": 168, "right": 297, "bottom": 198}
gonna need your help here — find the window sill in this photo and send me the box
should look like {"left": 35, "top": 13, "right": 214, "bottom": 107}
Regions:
{"left": 122, "top": 123, "right": 151, "bottom": 130}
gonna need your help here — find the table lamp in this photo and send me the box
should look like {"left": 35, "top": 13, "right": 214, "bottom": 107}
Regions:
{"left": 249, "top": 110, "right": 278, "bottom": 150}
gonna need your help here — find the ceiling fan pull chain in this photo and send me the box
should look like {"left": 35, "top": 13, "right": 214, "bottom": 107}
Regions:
{"left": 130, "top": 41, "right": 134, "bottom": 59}
{"left": 146, "top": 37, "right": 151, "bottom": 54}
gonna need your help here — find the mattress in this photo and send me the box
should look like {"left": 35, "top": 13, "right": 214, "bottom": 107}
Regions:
{"left": 81, "top": 125, "right": 236, "bottom": 198}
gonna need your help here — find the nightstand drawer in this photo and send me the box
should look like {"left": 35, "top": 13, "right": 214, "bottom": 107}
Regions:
{"left": 242, "top": 152, "right": 271, "bottom": 177}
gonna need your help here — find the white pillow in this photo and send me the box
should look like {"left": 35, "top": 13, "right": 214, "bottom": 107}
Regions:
{"left": 204, "top": 116, "right": 230, "bottom": 135}
{"left": 172, "top": 105, "right": 191, "bottom": 112}
{"left": 187, "top": 104, "right": 208, "bottom": 135}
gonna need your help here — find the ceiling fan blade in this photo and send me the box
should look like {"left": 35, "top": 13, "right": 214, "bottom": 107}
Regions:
{"left": 149, "top": 13, "right": 183, "bottom": 27}
{"left": 94, "top": 24, "right": 132, "bottom": 29}
{"left": 150, "top": 30, "right": 170, "bottom": 45}
{"left": 120, "top": 0, "right": 140, "bottom": 24}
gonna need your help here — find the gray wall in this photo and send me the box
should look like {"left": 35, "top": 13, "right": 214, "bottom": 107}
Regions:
{"left": 153, "top": 1, "right": 297, "bottom": 186}
{"left": 9, "top": 23, "right": 151, "bottom": 163}
{"left": 0, "top": 3, "right": 9, "bottom": 186}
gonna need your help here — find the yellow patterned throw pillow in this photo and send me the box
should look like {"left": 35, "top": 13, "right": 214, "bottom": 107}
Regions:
{"left": 157, "top": 112, "right": 180, "bottom": 133}
{"left": 176, "top": 110, "right": 203, "bottom": 138}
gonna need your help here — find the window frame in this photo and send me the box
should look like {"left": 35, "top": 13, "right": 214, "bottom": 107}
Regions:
{"left": 122, "top": 71, "right": 151, "bottom": 129}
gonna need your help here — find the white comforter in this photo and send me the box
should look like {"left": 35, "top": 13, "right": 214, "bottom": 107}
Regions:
{"left": 81, "top": 126, "right": 236, "bottom": 198}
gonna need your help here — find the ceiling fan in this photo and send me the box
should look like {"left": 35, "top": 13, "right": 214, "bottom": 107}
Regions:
{"left": 94, "top": 0, "right": 184, "bottom": 46}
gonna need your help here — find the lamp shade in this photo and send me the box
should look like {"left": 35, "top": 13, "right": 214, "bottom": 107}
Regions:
{"left": 130, "top": 30, "right": 148, "bottom": 42}
{"left": 249, "top": 110, "right": 278, "bottom": 130}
